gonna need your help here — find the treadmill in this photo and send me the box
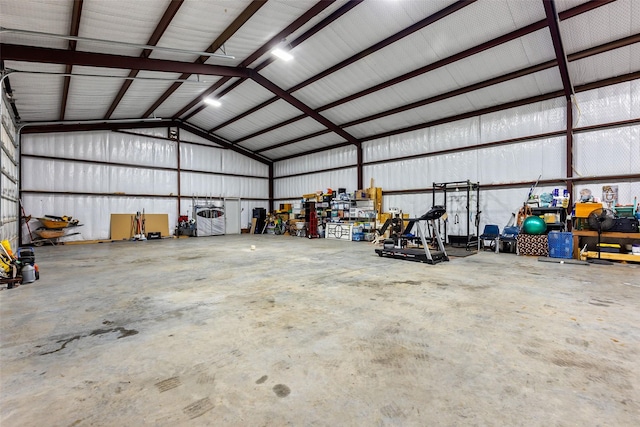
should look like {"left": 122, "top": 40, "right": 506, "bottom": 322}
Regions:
{"left": 375, "top": 206, "right": 449, "bottom": 265}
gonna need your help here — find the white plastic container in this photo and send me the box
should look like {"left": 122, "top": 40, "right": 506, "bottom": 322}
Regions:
{"left": 21, "top": 264, "right": 36, "bottom": 284}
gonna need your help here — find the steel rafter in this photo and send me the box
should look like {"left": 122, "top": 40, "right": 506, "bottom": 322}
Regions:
{"left": 60, "top": 0, "right": 83, "bottom": 121}
{"left": 273, "top": 71, "right": 640, "bottom": 161}
{"left": 0, "top": 43, "right": 251, "bottom": 77}
{"left": 142, "top": 0, "right": 267, "bottom": 119}
{"left": 172, "top": 0, "right": 336, "bottom": 120}
{"left": 105, "top": 0, "right": 184, "bottom": 119}
{"left": 185, "top": 0, "right": 364, "bottom": 123}
{"left": 544, "top": 0, "right": 573, "bottom": 99}
{"left": 251, "top": 73, "right": 360, "bottom": 147}
{"left": 247, "top": 0, "right": 617, "bottom": 154}
{"left": 209, "top": 0, "right": 475, "bottom": 133}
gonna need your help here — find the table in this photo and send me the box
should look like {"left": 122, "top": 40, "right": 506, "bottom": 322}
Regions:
{"left": 572, "top": 230, "right": 640, "bottom": 260}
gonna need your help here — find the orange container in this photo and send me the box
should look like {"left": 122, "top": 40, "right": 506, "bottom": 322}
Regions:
{"left": 574, "top": 202, "right": 602, "bottom": 218}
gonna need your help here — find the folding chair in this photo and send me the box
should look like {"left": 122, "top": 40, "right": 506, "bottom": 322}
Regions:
{"left": 479, "top": 224, "right": 500, "bottom": 253}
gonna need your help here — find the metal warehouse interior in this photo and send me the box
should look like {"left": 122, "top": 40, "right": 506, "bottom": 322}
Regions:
{"left": 1, "top": 0, "right": 639, "bottom": 425}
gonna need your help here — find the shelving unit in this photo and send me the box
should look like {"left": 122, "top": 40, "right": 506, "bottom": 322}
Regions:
{"left": 530, "top": 206, "right": 567, "bottom": 232}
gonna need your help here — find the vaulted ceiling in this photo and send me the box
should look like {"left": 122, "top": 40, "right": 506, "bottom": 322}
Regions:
{"left": 1, "top": 0, "right": 639, "bottom": 164}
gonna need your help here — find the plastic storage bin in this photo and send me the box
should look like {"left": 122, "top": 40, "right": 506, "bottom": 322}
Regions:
{"left": 548, "top": 231, "right": 573, "bottom": 259}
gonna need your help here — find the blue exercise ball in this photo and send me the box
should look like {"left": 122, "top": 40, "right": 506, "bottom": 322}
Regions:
{"left": 522, "top": 216, "right": 547, "bottom": 235}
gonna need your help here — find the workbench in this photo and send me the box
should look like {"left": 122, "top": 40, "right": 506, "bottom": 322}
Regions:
{"left": 572, "top": 230, "right": 640, "bottom": 261}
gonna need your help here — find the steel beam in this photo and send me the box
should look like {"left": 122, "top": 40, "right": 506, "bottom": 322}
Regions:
{"left": 60, "top": 0, "right": 83, "bottom": 121}
{"left": 142, "top": 0, "right": 266, "bottom": 119}
{"left": 0, "top": 44, "right": 251, "bottom": 78}
{"left": 105, "top": 0, "right": 184, "bottom": 119}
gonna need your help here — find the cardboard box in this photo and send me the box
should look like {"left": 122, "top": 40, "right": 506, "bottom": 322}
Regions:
{"left": 575, "top": 202, "right": 603, "bottom": 218}
{"left": 354, "top": 190, "right": 368, "bottom": 200}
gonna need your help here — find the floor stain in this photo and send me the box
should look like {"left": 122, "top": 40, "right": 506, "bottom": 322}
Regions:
{"left": 155, "top": 376, "right": 181, "bottom": 392}
{"left": 183, "top": 397, "right": 214, "bottom": 419}
{"left": 41, "top": 335, "right": 81, "bottom": 355}
{"left": 90, "top": 327, "right": 139, "bottom": 339}
{"left": 273, "top": 384, "right": 291, "bottom": 397}
{"left": 256, "top": 375, "right": 268, "bottom": 384}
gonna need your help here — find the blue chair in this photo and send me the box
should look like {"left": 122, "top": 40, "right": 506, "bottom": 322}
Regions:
{"left": 479, "top": 224, "right": 500, "bottom": 252}
{"left": 500, "top": 226, "right": 520, "bottom": 253}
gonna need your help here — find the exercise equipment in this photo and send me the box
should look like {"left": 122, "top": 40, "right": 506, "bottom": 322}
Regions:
{"left": 375, "top": 206, "right": 449, "bottom": 265}
{"left": 432, "top": 180, "right": 479, "bottom": 249}
{"left": 522, "top": 216, "right": 547, "bottom": 235}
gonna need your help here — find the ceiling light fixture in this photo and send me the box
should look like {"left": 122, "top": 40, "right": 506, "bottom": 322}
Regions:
{"left": 271, "top": 48, "right": 294, "bottom": 62}
{"left": 204, "top": 98, "right": 222, "bottom": 107}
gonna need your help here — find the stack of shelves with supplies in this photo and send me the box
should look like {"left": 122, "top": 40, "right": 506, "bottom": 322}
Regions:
{"left": 571, "top": 202, "right": 640, "bottom": 262}
{"left": 530, "top": 206, "right": 567, "bottom": 232}
{"left": 326, "top": 193, "right": 377, "bottom": 241}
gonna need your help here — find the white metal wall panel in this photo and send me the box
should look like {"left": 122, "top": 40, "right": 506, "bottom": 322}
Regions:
{"left": 148, "top": 0, "right": 252, "bottom": 64}
{"left": 363, "top": 135, "right": 563, "bottom": 194}
{"left": 569, "top": 45, "right": 640, "bottom": 87}
{"left": 274, "top": 167, "right": 357, "bottom": 199}
{"left": 0, "top": 0, "right": 70, "bottom": 50}
{"left": 110, "top": 70, "right": 184, "bottom": 120}
{"left": 238, "top": 117, "right": 328, "bottom": 151}
{"left": 633, "top": 80, "right": 640, "bottom": 119}
{"left": 260, "top": 0, "right": 453, "bottom": 90}
{"left": 109, "top": 132, "right": 177, "bottom": 168}
{"left": 220, "top": 149, "right": 268, "bottom": 176}
{"left": 1, "top": 95, "right": 19, "bottom": 245}
{"left": 22, "top": 193, "right": 177, "bottom": 241}
{"left": 477, "top": 136, "right": 566, "bottom": 184}
{"left": 364, "top": 152, "right": 478, "bottom": 192}
{"left": 180, "top": 171, "right": 267, "bottom": 200}
{"left": 574, "top": 125, "right": 640, "bottom": 177}
{"left": 260, "top": 134, "right": 346, "bottom": 159}
{"left": 574, "top": 81, "right": 637, "bottom": 128}
{"left": 127, "top": 128, "right": 172, "bottom": 139}
{"left": 480, "top": 97, "right": 566, "bottom": 143}
{"left": 274, "top": 146, "right": 356, "bottom": 177}
{"left": 23, "top": 131, "right": 180, "bottom": 168}
{"left": 76, "top": 0, "right": 172, "bottom": 57}
{"left": 180, "top": 143, "right": 268, "bottom": 177}
{"left": 363, "top": 117, "right": 480, "bottom": 163}
{"left": 22, "top": 131, "right": 108, "bottom": 162}
{"left": 22, "top": 157, "right": 176, "bottom": 195}
{"left": 560, "top": 0, "right": 639, "bottom": 55}
{"left": 179, "top": 130, "right": 221, "bottom": 147}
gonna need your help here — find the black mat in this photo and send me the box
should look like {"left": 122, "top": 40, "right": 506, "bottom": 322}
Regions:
{"left": 445, "top": 246, "right": 478, "bottom": 257}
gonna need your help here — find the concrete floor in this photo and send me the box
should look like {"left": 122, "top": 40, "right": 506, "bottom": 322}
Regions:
{"left": 1, "top": 235, "right": 639, "bottom": 426}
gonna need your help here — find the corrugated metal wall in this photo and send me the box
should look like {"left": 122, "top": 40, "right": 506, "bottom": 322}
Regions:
{"left": 1, "top": 97, "right": 19, "bottom": 246}
{"left": 20, "top": 128, "right": 269, "bottom": 241}
{"left": 274, "top": 79, "right": 640, "bottom": 234}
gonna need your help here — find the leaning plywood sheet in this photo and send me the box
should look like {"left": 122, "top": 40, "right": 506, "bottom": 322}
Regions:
{"left": 110, "top": 214, "right": 170, "bottom": 240}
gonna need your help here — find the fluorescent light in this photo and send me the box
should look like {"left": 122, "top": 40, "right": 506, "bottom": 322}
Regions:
{"left": 204, "top": 98, "right": 221, "bottom": 107}
{"left": 271, "top": 48, "right": 293, "bottom": 61}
